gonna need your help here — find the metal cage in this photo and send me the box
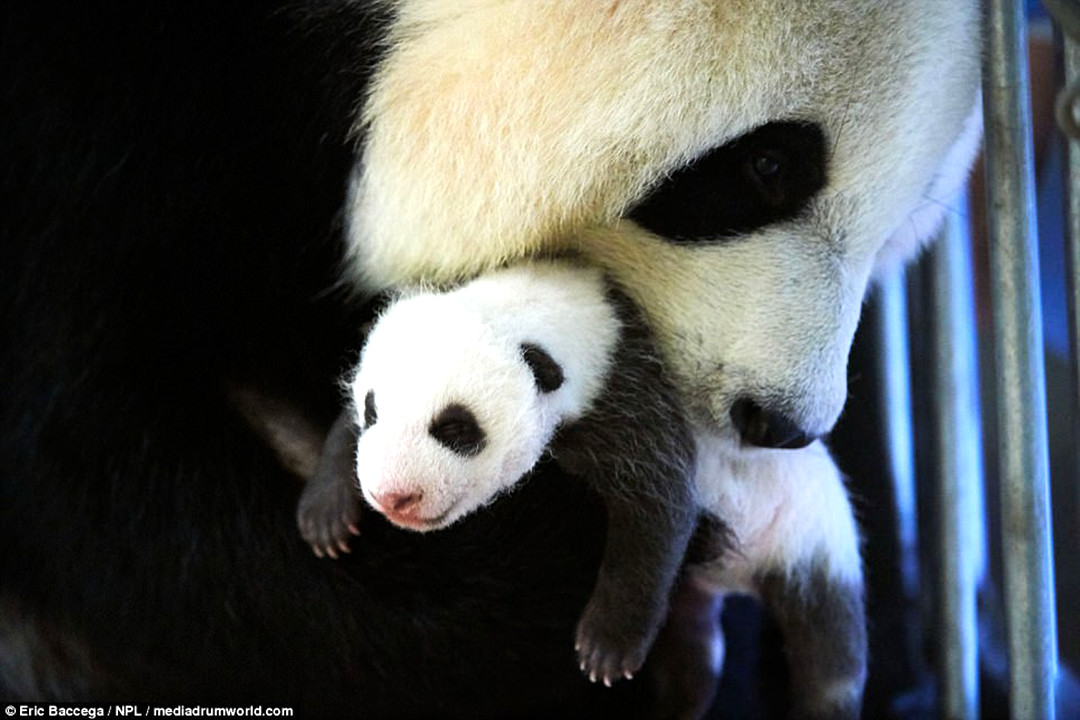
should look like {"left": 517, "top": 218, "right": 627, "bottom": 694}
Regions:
{"left": 870, "top": 2, "right": 1079, "bottom": 717}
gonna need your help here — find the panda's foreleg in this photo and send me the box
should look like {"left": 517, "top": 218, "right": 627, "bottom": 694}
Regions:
{"left": 755, "top": 559, "right": 866, "bottom": 720}
{"left": 296, "top": 409, "right": 363, "bottom": 559}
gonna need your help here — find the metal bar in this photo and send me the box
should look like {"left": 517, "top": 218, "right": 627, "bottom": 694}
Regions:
{"left": 928, "top": 205, "right": 985, "bottom": 720}
{"left": 877, "top": 271, "right": 920, "bottom": 602}
{"left": 1065, "top": 34, "right": 1080, "bottom": 527}
{"left": 981, "top": 1, "right": 1059, "bottom": 718}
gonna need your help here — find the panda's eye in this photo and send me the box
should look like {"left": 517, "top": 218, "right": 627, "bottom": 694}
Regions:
{"left": 363, "top": 390, "right": 377, "bottom": 427}
{"left": 429, "top": 403, "right": 486, "bottom": 457}
{"left": 745, "top": 149, "right": 789, "bottom": 205}
{"left": 626, "top": 121, "right": 827, "bottom": 243}
{"left": 750, "top": 152, "right": 781, "bottom": 179}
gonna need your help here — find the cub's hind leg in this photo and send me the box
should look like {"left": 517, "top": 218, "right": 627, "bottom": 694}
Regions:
{"left": 757, "top": 561, "right": 866, "bottom": 720}
{"left": 645, "top": 576, "right": 726, "bottom": 720}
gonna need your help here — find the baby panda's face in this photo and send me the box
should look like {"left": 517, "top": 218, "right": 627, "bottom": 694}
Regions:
{"left": 350, "top": 295, "right": 565, "bottom": 532}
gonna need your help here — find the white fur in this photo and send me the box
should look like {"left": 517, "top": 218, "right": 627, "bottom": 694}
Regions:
{"left": 873, "top": 98, "right": 985, "bottom": 276}
{"left": 346, "top": 0, "right": 982, "bottom": 442}
{"left": 349, "top": 261, "right": 619, "bottom": 530}
{"left": 690, "top": 434, "right": 862, "bottom": 593}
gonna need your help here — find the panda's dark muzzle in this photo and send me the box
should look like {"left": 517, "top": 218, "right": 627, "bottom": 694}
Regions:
{"left": 729, "top": 398, "right": 817, "bottom": 450}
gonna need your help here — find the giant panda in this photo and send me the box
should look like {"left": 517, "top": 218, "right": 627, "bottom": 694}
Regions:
{"left": 1, "top": 0, "right": 981, "bottom": 716}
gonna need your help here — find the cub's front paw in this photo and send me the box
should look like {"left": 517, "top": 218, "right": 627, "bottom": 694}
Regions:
{"left": 296, "top": 480, "right": 362, "bottom": 559}
{"left": 574, "top": 600, "right": 653, "bottom": 687}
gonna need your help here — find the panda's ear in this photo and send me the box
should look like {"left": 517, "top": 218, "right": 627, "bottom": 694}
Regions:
{"left": 520, "top": 343, "right": 564, "bottom": 394}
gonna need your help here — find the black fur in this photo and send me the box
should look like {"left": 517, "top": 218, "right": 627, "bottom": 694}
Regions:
{"left": 0, "top": 2, "right": 658, "bottom": 714}
{"left": 551, "top": 282, "right": 715, "bottom": 686}
{"left": 297, "top": 408, "right": 363, "bottom": 557}
{"left": 642, "top": 577, "right": 727, "bottom": 720}
{"left": 429, "top": 403, "right": 487, "bottom": 457}
{"left": 520, "top": 342, "right": 566, "bottom": 393}
{"left": 756, "top": 563, "right": 868, "bottom": 720}
{"left": 363, "top": 389, "right": 378, "bottom": 427}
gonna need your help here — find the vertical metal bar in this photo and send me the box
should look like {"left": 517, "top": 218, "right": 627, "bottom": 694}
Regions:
{"left": 877, "top": 271, "right": 920, "bottom": 601}
{"left": 1065, "top": 36, "right": 1080, "bottom": 524}
{"left": 929, "top": 204, "right": 985, "bottom": 720}
{"left": 982, "top": 1, "right": 1059, "bottom": 718}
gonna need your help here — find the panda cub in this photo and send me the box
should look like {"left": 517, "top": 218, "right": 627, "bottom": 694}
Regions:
{"left": 298, "top": 259, "right": 702, "bottom": 686}
{"left": 300, "top": 258, "right": 867, "bottom": 719}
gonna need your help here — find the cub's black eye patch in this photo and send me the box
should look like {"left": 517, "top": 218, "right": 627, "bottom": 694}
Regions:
{"left": 429, "top": 403, "right": 486, "bottom": 457}
{"left": 520, "top": 343, "right": 564, "bottom": 394}
{"left": 363, "top": 390, "right": 377, "bottom": 427}
{"left": 627, "top": 121, "right": 827, "bottom": 243}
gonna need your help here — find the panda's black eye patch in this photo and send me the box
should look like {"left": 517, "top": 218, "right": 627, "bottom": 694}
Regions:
{"left": 363, "top": 390, "right": 377, "bottom": 427}
{"left": 520, "top": 343, "right": 564, "bottom": 394}
{"left": 429, "top": 403, "right": 486, "bottom": 457}
{"left": 626, "top": 121, "right": 827, "bottom": 243}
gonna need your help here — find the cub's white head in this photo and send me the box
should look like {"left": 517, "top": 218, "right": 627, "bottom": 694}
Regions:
{"left": 349, "top": 292, "right": 569, "bottom": 531}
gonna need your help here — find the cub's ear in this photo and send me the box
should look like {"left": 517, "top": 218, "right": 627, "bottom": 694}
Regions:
{"left": 520, "top": 343, "right": 564, "bottom": 394}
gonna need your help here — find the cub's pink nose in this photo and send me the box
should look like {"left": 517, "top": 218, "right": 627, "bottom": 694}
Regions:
{"left": 373, "top": 490, "right": 423, "bottom": 515}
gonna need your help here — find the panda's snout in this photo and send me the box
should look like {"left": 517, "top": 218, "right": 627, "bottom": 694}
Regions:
{"left": 372, "top": 489, "right": 424, "bottom": 515}
{"left": 729, "top": 398, "right": 817, "bottom": 450}
{"left": 368, "top": 487, "right": 455, "bottom": 531}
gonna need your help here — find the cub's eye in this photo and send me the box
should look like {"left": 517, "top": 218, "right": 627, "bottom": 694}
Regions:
{"left": 363, "top": 390, "right": 377, "bottom": 427}
{"left": 429, "top": 403, "right": 487, "bottom": 457}
{"left": 626, "top": 120, "right": 826, "bottom": 243}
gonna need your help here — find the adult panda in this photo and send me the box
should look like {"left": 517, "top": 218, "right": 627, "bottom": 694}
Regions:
{"left": 1, "top": 0, "right": 981, "bottom": 717}
{"left": 350, "top": 0, "right": 982, "bottom": 450}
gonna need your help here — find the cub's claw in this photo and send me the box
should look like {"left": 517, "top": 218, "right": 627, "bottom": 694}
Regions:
{"left": 297, "top": 492, "right": 363, "bottom": 560}
{"left": 574, "top": 616, "right": 648, "bottom": 688}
